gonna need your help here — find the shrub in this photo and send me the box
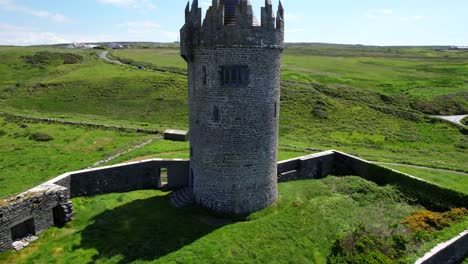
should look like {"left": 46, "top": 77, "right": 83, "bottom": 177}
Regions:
{"left": 402, "top": 208, "right": 468, "bottom": 233}
{"left": 332, "top": 176, "right": 404, "bottom": 204}
{"left": 0, "top": 130, "right": 6, "bottom": 137}
{"left": 327, "top": 224, "right": 406, "bottom": 264}
{"left": 462, "top": 117, "right": 468, "bottom": 126}
{"left": 29, "top": 132, "right": 54, "bottom": 142}
{"left": 23, "top": 51, "right": 83, "bottom": 66}
{"left": 62, "top": 53, "right": 84, "bottom": 64}
{"left": 313, "top": 107, "right": 328, "bottom": 119}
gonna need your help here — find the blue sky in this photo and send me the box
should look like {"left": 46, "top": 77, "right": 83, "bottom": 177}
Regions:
{"left": 0, "top": 0, "right": 466, "bottom": 46}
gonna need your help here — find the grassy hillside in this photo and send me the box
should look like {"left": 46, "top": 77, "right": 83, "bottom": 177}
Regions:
{"left": 0, "top": 46, "right": 466, "bottom": 173}
{"left": 382, "top": 164, "right": 468, "bottom": 194}
{"left": 0, "top": 116, "right": 155, "bottom": 198}
{"left": 1, "top": 177, "right": 466, "bottom": 264}
{"left": 112, "top": 45, "right": 468, "bottom": 115}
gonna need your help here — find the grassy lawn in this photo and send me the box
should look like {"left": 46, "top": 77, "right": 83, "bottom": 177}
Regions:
{"left": 0, "top": 116, "right": 154, "bottom": 198}
{"left": 382, "top": 164, "right": 468, "bottom": 194}
{"left": 1, "top": 176, "right": 465, "bottom": 264}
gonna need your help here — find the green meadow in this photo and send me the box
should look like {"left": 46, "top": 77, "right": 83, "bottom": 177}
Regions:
{"left": 1, "top": 177, "right": 466, "bottom": 264}
{"left": 0, "top": 44, "right": 467, "bottom": 263}
{"left": 0, "top": 46, "right": 466, "bottom": 176}
{"left": 0, "top": 115, "right": 155, "bottom": 198}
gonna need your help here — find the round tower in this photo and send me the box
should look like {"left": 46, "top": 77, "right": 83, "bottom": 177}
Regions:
{"left": 180, "top": 0, "right": 284, "bottom": 214}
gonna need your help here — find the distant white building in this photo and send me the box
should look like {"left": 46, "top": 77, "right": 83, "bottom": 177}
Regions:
{"left": 108, "top": 43, "right": 125, "bottom": 49}
{"left": 73, "top": 43, "right": 99, "bottom": 49}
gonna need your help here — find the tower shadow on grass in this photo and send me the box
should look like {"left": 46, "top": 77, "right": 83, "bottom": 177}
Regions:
{"left": 76, "top": 195, "right": 231, "bottom": 263}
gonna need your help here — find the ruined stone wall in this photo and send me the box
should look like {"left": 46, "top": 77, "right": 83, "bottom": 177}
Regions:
{"left": 0, "top": 184, "right": 70, "bottom": 252}
{"left": 189, "top": 46, "right": 281, "bottom": 214}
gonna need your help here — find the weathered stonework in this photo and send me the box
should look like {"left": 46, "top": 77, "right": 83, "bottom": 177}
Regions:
{"left": 0, "top": 184, "right": 71, "bottom": 252}
{"left": 0, "top": 159, "right": 189, "bottom": 253}
{"left": 181, "top": 0, "right": 284, "bottom": 214}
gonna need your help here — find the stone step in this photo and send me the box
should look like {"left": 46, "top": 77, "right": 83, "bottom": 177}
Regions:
{"left": 170, "top": 187, "right": 195, "bottom": 208}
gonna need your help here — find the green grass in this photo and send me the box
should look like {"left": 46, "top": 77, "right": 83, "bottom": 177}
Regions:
{"left": 462, "top": 116, "right": 468, "bottom": 126}
{"left": 111, "top": 48, "right": 185, "bottom": 69}
{"left": 0, "top": 116, "right": 154, "bottom": 198}
{"left": 0, "top": 46, "right": 466, "bottom": 173}
{"left": 111, "top": 45, "right": 468, "bottom": 114}
{"left": 382, "top": 164, "right": 468, "bottom": 194}
{"left": 1, "top": 176, "right": 465, "bottom": 264}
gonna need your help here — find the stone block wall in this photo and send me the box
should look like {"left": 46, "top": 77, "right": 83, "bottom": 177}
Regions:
{"left": 0, "top": 184, "right": 70, "bottom": 252}
{"left": 278, "top": 151, "right": 335, "bottom": 182}
{"left": 42, "top": 159, "right": 189, "bottom": 198}
{"left": 0, "top": 159, "right": 189, "bottom": 253}
{"left": 416, "top": 231, "right": 468, "bottom": 264}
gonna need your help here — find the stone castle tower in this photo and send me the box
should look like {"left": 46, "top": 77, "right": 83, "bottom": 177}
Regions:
{"left": 180, "top": 0, "right": 284, "bottom": 214}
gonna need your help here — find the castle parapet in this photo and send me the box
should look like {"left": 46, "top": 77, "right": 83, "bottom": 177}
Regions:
{"left": 181, "top": 0, "right": 284, "bottom": 62}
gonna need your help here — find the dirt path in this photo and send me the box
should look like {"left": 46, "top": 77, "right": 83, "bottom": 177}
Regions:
{"left": 88, "top": 137, "right": 162, "bottom": 168}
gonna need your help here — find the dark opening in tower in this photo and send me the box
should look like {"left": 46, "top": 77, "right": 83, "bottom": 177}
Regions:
{"left": 221, "top": 0, "right": 240, "bottom": 25}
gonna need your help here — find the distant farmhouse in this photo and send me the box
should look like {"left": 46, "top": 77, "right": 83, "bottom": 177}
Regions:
{"left": 71, "top": 43, "right": 99, "bottom": 49}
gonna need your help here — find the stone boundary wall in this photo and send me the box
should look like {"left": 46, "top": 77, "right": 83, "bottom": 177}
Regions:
{"left": 0, "top": 111, "right": 160, "bottom": 135}
{"left": 1, "top": 151, "right": 467, "bottom": 256}
{"left": 277, "top": 151, "right": 335, "bottom": 181}
{"left": 0, "top": 159, "right": 189, "bottom": 253}
{"left": 43, "top": 159, "right": 190, "bottom": 198}
{"left": 333, "top": 151, "right": 468, "bottom": 210}
{"left": 416, "top": 231, "right": 468, "bottom": 264}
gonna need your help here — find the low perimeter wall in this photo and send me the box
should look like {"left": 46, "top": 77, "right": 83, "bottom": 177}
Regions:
{"left": 47, "top": 159, "right": 190, "bottom": 198}
{"left": 1, "top": 151, "right": 467, "bottom": 262}
{"left": 0, "top": 158, "right": 189, "bottom": 252}
{"left": 416, "top": 231, "right": 468, "bottom": 264}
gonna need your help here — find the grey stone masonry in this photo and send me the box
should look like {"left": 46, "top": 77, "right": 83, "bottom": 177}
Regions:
{"left": 181, "top": 0, "right": 284, "bottom": 214}
{"left": 0, "top": 184, "right": 71, "bottom": 252}
{"left": 0, "top": 159, "right": 189, "bottom": 253}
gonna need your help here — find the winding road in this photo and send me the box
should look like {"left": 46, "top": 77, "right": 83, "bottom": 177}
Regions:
{"left": 98, "top": 51, "right": 124, "bottom": 65}
{"left": 431, "top": 115, "right": 467, "bottom": 126}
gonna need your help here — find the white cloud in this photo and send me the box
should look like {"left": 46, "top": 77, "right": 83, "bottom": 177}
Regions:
{"left": 0, "top": 0, "right": 71, "bottom": 23}
{"left": 97, "top": 0, "right": 156, "bottom": 10}
{"left": 0, "top": 20, "right": 178, "bottom": 45}
{"left": 200, "top": 1, "right": 210, "bottom": 9}
{"left": 0, "top": 22, "right": 115, "bottom": 45}
{"left": 400, "top": 15, "right": 425, "bottom": 22}
{"left": 287, "top": 28, "right": 305, "bottom": 33}
{"left": 120, "top": 21, "right": 177, "bottom": 41}
{"left": 365, "top": 9, "right": 394, "bottom": 19}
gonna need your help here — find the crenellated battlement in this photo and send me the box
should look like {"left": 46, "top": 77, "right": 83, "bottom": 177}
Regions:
{"left": 181, "top": 0, "right": 284, "bottom": 62}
